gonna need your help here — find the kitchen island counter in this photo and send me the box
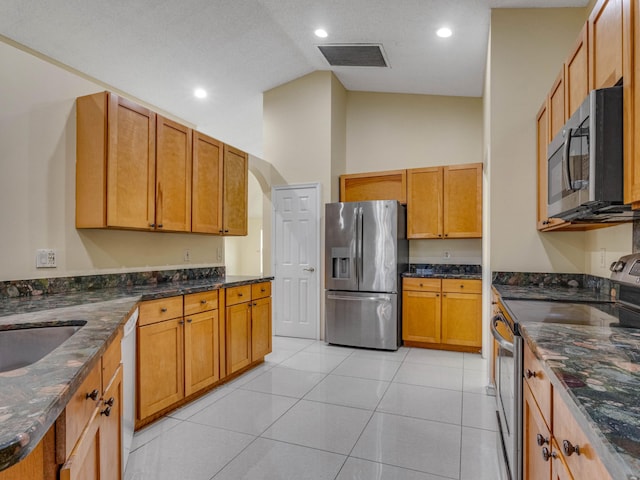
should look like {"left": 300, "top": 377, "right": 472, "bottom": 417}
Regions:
{"left": 0, "top": 274, "right": 273, "bottom": 472}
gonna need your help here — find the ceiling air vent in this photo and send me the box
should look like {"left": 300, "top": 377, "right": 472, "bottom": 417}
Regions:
{"left": 317, "top": 44, "right": 388, "bottom": 67}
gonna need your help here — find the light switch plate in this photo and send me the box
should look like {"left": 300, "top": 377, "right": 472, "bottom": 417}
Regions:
{"left": 36, "top": 249, "right": 57, "bottom": 268}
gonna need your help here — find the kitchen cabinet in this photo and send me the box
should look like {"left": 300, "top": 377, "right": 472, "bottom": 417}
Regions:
{"left": 0, "top": 427, "right": 55, "bottom": 480}
{"left": 548, "top": 71, "right": 566, "bottom": 140}
{"left": 339, "top": 169, "right": 407, "bottom": 204}
{"left": 522, "top": 341, "right": 612, "bottom": 480}
{"left": 192, "top": 132, "right": 224, "bottom": 234}
{"left": 624, "top": 0, "right": 640, "bottom": 206}
{"left": 137, "top": 291, "right": 221, "bottom": 422}
{"left": 226, "top": 281, "right": 272, "bottom": 375}
{"left": 565, "top": 24, "right": 589, "bottom": 119}
{"left": 589, "top": 0, "right": 623, "bottom": 90}
{"left": 222, "top": 145, "right": 249, "bottom": 236}
{"left": 402, "top": 278, "right": 481, "bottom": 352}
{"left": 57, "top": 332, "right": 122, "bottom": 480}
{"left": 407, "top": 163, "right": 482, "bottom": 239}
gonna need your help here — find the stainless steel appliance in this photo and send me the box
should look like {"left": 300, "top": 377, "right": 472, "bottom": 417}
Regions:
{"left": 324, "top": 200, "right": 408, "bottom": 350}
{"left": 547, "top": 86, "right": 632, "bottom": 222}
{"left": 492, "top": 255, "right": 640, "bottom": 480}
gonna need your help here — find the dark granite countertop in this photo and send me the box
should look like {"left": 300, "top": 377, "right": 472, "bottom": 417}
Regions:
{"left": 0, "top": 275, "right": 272, "bottom": 471}
{"left": 493, "top": 284, "right": 614, "bottom": 303}
{"left": 404, "top": 263, "right": 482, "bottom": 280}
{"left": 521, "top": 322, "right": 640, "bottom": 479}
{"left": 402, "top": 272, "right": 482, "bottom": 280}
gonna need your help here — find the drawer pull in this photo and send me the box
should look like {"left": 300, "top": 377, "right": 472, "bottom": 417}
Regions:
{"left": 563, "top": 440, "right": 581, "bottom": 456}
{"left": 161, "top": 308, "right": 168, "bottom": 313}
{"left": 460, "top": 284, "right": 464, "bottom": 288}
{"left": 526, "top": 369, "right": 537, "bottom": 379}
{"left": 86, "top": 389, "right": 99, "bottom": 401}
{"left": 100, "top": 406, "right": 112, "bottom": 417}
{"left": 261, "top": 288, "right": 266, "bottom": 292}
{"left": 238, "top": 293, "right": 243, "bottom": 297}
{"left": 419, "top": 283, "right": 424, "bottom": 287}
{"left": 201, "top": 299, "right": 207, "bottom": 304}
{"left": 536, "top": 434, "right": 549, "bottom": 446}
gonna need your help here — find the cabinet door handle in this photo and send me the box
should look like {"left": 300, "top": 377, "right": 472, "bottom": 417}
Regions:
{"left": 541, "top": 447, "right": 557, "bottom": 462}
{"left": 157, "top": 224, "right": 163, "bottom": 228}
{"left": 261, "top": 288, "right": 266, "bottom": 292}
{"left": 536, "top": 434, "right": 549, "bottom": 446}
{"left": 149, "top": 223, "right": 156, "bottom": 228}
{"left": 526, "top": 369, "right": 537, "bottom": 379}
{"left": 161, "top": 308, "right": 168, "bottom": 313}
{"left": 238, "top": 293, "right": 243, "bottom": 297}
{"left": 460, "top": 284, "right": 464, "bottom": 289}
{"left": 179, "top": 320, "right": 185, "bottom": 325}
{"left": 201, "top": 299, "right": 208, "bottom": 304}
{"left": 187, "top": 318, "right": 193, "bottom": 323}
{"left": 104, "top": 397, "right": 115, "bottom": 407}
{"left": 436, "top": 294, "right": 439, "bottom": 297}
{"left": 444, "top": 233, "right": 448, "bottom": 237}
{"left": 86, "top": 389, "right": 99, "bottom": 401}
{"left": 100, "top": 406, "right": 112, "bottom": 417}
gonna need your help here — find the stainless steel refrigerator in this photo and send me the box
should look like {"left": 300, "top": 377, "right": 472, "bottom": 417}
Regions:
{"left": 324, "top": 200, "right": 408, "bottom": 350}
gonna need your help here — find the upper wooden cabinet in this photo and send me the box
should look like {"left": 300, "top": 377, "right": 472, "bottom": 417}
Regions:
{"left": 548, "top": 71, "right": 566, "bottom": 140}
{"left": 565, "top": 24, "right": 589, "bottom": 119}
{"left": 192, "top": 132, "right": 223, "bottom": 234}
{"left": 624, "top": 0, "right": 640, "bottom": 205}
{"left": 222, "top": 145, "right": 248, "bottom": 236}
{"left": 76, "top": 91, "right": 248, "bottom": 235}
{"left": 407, "top": 163, "right": 482, "bottom": 239}
{"left": 589, "top": 0, "right": 624, "bottom": 90}
{"left": 340, "top": 170, "right": 407, "bottom": 204}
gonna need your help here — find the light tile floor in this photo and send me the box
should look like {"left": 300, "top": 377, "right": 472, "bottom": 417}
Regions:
{"left": 125, "top": 337, "right": 501, "bottom": 480}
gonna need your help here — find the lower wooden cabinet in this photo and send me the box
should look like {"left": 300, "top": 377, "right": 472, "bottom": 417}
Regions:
{"left": 402, "top": 278, "right": 481, "bottom": 351}
{"left": 0, "top": 427, "right": 55, "bottom": 480}
{"left": 523, "top": 381, "right": 552, "bottom": 480}
{"left": 185, "top": 309, "right": 220, "bottom": 396}
{"left": 226, "top": 282, "right": 272, "bottom": 375}
{"left": 57, "top": 333, "right": 123, "bottom": 480}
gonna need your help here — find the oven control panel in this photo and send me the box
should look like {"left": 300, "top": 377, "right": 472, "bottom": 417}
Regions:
{"left": 611, "top": 254, "right": 640, "bottom": 284}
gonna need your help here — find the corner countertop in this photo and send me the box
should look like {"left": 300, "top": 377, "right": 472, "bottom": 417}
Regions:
{"left": 0, "top": 275, "right": 273, "bottom": 471}
{"left": 402, "top": 272, "right": 482, "bottom": 280}
{"left": 492, "top": 284, "right": 614, "bottom": 303}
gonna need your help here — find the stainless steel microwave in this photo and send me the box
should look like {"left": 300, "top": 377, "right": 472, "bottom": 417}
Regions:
{"left": 547, "top": 86, "right": 627, "bottom": 222}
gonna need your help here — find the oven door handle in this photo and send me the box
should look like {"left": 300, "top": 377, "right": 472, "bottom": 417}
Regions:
{"left": 491, "top": 314, "right": 514, "bottom": 353}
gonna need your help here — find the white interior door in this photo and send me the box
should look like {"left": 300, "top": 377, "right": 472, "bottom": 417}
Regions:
{"left": 272, "top": 184, "right": 320, "bottom": 339}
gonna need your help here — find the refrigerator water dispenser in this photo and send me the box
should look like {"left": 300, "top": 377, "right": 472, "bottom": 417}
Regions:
{"left": 331, "top": 247, "right": 351, "bottom": 279}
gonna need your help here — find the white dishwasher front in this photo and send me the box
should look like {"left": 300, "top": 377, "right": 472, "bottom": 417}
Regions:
{"left": 121, "top": 307, "right": 138, "bottom": 471}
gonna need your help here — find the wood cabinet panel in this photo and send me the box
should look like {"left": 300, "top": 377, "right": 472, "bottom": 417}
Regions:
{"left": 100, "top": 367, "right": 122, "bottom": 480}
{"left": 226, "top": 285, "right": 252, "bottom": 307}
{"left": 402, "top": 277, "right": 440, "bottom": 292}
{"left": 551, "top": 440, "right": 575, "bottom": 480}
{"left": 549, "top": 71, "right": 566, "bottom": 140}
{"left": 524, "top": 341, "right": 552, "bottom": 429}
{"left": 226, "top": 303, "right": 252, "bottom": 374}
{"left": 59, "top": 410, "right": 101, "bottom": 480}
{"left": 155, "top": 115, "right": 192, "bottom": 232}
{"left": 442, "top": 279, "right": 482, "bottom": 294}
{"left": 553, "top": 389, "right": 612, "bottom": 480}
{"left": 223, "top": 145, "right": 248, "bottom": 236}
{"left": 443, "top": 163, "right": 482, "bottom": 238}
{"left": 441, "top": 291, "right": 481, "bottom": 347}
{"left": 184, "top": 290, "right": 219, "bottom": 316}
{"left": 192, "top": 132, "right": 223, "bottom": 234}
{"left": 251, "top": 296, "right": 272, "bottom": 361}
{"left": 184, "top": 310, "right": 220, "bottom": 395}
{"left": 0, "top": 427, "right": 54, "bottom": 480}
{"left": 101, "top": 329, "right": 122, "bottom": 396}
{"left": 624, "top": 0, "right": 640, "bottom": 205}
{"left": 107, "top": 94, "right": 156, "bottom": 230}
{"left": 340, "top": 170, "right": 407, "bottom": 204}
{"left": 251, "top": 281, "right": 271, "bottom": 300}
{"left": 407, "top": 167, "right": 442, "bottom": 238}
{"left": 523, "top": 382, "right": 552, "bottom": 480}
{"left": 138, "top": 296, "right": 183, "bottom": 326}
{"left": 565, "top": 24, "right": 589, "bottom": 119}
{"left": 589, "top": 0, "right": 623, "bottom": 90}
{"left": 138, "top": 318, "right": 184, "bottom": 419}
{"left": 402, "top": 290, "right": 441, "bottom": 343}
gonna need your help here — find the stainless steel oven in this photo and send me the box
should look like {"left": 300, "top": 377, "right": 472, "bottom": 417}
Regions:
{"left": 491, "top": 309, "right": 521, "bottom": 480}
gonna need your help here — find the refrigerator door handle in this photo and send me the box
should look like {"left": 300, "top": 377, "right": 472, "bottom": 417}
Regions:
{"left": 356, "top": 206, "right": 363, "bottom": 286}
{"left": 327, "top": 294, "right": 387, "bottom": 302}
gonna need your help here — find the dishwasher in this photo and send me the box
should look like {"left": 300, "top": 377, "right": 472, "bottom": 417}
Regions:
{"left": 121, "top": 307, "right": 138, "bottom": 471}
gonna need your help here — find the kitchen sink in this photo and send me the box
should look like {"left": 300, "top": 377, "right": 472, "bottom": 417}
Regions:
{"left": 0, "top": 322, "right": 86, "bottom": 373}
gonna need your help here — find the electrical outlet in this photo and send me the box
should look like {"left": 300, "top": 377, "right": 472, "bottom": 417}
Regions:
{"left": 443, "top": 250, "right": 451, "bottom": 259}
{"left": 183, "top": 249, "right": 191, "bottom": 262}
{"left": 600, "top": 248, "right": 606, "bottom": 268}
{"left": 36, "top": 249, "right": 57, "bottom": 268}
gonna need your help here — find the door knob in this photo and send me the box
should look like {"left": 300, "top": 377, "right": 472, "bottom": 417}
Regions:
{"left": 303, "top": 267, "right": 315, "bottom": 272}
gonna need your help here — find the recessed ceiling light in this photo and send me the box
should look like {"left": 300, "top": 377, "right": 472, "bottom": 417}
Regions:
{"left": 194, "top": 88, "right": 207, "bottom": 99}
{"left": 315, "top": 28, "right": 328, "bottom": 38}
{"left": 436, "top": 27, "right": 452, "bottom": 38}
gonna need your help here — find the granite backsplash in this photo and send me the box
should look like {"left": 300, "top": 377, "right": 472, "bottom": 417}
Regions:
{"left": 492, "top": 271, "right": 613, "bottom": 296}
{"left": 0, "top": 267, "right": 226, "bottom": 298}
{"left": 408, "top": 264, "right": 482, "bottom": 276}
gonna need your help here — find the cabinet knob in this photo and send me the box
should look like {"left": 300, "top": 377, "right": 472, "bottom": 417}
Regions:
{"left": 100, "top": 406, "right": 112, "bottom": 417}
{"left": 444, "top": 233, "right": 448, "bottom": 237}
{"left": 157, "top": 224, "right": 163, "bottom": 228}
{"left": 161, "top": 307, "right": 168, "bottom": 313}
{"left": 224, "top": 229, "right": 229, "bottom": 233}
{"left": 541, "top": 447, "right": 556, "bottom": 462}
{"left": 187, "top": 318, "right": 193, "bottom": 323}
{"left": 526, "top": 369, "right": 537, "bottom": 379}
{"left": 86, "top": 389, "right": 99, "bottom": 401}
{"left": 219, "top": 229, "right": 224, "bottom": 233}
{"left": 438, "top": 234, "right": 442, "bottom": 238}
{"left": 460, "top": 284, "right": 464, "bottom": 289}
{"left": 201, "top": 299, "right": 208, "bottom": 304}
{"left": 562, "top": 440, "right": 580, "bottom": 456}
{"left": 238, "top": 293, "right": 243, "bottom": 297}
{"left": 536, "top": 434, "right": 549, "bottom": 446}
{"left": 436, "top": 294, "right": 439, "bottom": 297}
{"left": 104, "top": 397, "right": 115, "bottom": 407}
{"left": 149, "top": 223, "right": 156, "bottom": 228}
{"left": 179, "top": 320, "right": 185, "bottom": 325}
{"left": 261, "top": 288, "right": 266, "bottom": 292}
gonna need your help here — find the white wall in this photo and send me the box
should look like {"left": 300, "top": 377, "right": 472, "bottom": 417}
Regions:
{"left": 0, "top": 40, "right": 224, "bottom": 281}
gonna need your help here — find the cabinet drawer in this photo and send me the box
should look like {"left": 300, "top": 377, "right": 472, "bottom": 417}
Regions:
{"left": 57, "top": 360, "right": 102, "bottom": 462}
{"left": 553, "top": 389, "right": 612, "bottom": 480}
{"left": 403, "top": 278, "right": 441, "bottom": 292}
{"left": 184, "top": 290, "right": 219, "bottom": 315}
{"left": 226, "top": 285, "right": 251, "bottom": 306}
{"left": 523, "top": 342, "right": 552, "bottom": 428}
{"left": 251, "top": 282, "right": 271, "bottom": 300}
{"left": 442, "top": 279, "right": 481, "bottom": 294}
{"left": 138, "top": 297, "right": 183, "bottom": 326}
{"left": 101, "top": 330, "right": 122, "bottom": 394}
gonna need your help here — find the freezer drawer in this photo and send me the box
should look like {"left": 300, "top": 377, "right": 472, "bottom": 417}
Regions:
{"left": 325, "top": 291, "right": 399, "bottom": 350}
